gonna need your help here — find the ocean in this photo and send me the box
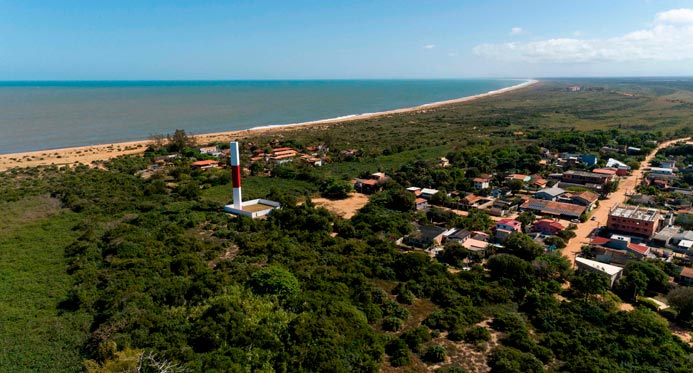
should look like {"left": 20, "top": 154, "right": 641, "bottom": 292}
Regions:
{"left": 0, "top": 79, "right": 524, "bottom": 154}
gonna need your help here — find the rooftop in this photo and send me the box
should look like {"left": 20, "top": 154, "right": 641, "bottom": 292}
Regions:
{"left": 609, "top": 204, "right": 659, "bottom": 222}
{"left": 537, "top": 185, "right": 565, "bottom": 197}
{"left": 421, "top": 188, "right": 439, "bottom": 195}
{"left": 681, "top": 266, "right": 693, "bottom": 278}
{"left": 564, "top": 170, "right": 612, "bottom": 178}
{"left": 572, "top": 190, "right": 599, "bottom": 203}
{"left": 497, "top": 219, "right": 522, "bottom": 228}
{"left": 521, "top": 198, "right": 587, "bottom": 216}
{"left": 576, "top": 257, "right": 623, "bottom": 276}
{"left": 627, "top": 243, "right": 650, "bottom": 255}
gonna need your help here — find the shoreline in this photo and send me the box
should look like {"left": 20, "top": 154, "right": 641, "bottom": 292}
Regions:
{"left": 0, "top": 79, "right": 538, "bottom": 171}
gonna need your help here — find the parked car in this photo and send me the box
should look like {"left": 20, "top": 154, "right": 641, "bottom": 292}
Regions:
{"left": 590, "top": 216, "right": 596, "bottom": 221}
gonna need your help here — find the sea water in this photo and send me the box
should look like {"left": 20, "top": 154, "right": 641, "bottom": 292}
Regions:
{"left": 0, "top": 79, "right": 524, "bottom": 154}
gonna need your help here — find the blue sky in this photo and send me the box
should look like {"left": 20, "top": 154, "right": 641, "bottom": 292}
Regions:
{"left": 2, "top": 0, "right": 693, "bottom": 79}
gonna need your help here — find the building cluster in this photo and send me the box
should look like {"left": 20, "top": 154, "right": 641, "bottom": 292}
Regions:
{"left": 249, "top": 144, "right": 328, "bottom": 167}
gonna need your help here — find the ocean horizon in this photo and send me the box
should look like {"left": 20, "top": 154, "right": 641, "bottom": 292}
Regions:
{"left": 0, "top": 79, "right": 526, "bottom": 154}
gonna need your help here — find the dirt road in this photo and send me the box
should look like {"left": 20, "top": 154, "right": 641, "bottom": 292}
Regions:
{"left": 561, "top": 137, "right": 690, "bottom": 264}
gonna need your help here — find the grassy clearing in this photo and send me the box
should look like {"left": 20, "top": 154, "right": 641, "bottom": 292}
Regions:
{"left": 201, "top": 176, "right": 318, "bottom": 205}
{"left": 0, "top": 197, "right": 90, "bottom": 372}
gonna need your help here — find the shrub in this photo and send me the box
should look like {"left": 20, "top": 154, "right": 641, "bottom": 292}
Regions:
{"left": 464, "top": 326, "right": 491, "bottom": 344}
{"left": 447, "top": 328, "right": 465, "bottom": 342}
{"left": 382, "top": 317, "right": 404, "bottom": 332}
{"left": 397, "top": 290, "right": 415, "bottom": 305}
{"left": 636, "top": 297, "right": 660, "bottom": 312}
{"left": 422, "top": 345, "right": 446, "bottom": 363}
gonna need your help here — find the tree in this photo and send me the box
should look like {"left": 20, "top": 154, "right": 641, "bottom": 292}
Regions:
{"left": 487, "top": 254, "right": 534, "bottom": 289}
{"left": 441, "top": 241, "right": 469, "bottom": 267}
{"left": 571, "top": 271, "right": 609, "bottom": 299}
{"left": 167, "top": 129, "right": 193, "bottom": 153}
{"left": 532, "top": 253, "right": 572, "bottom": 281}
{"left": 667, "top": 287, "right": 693, "bottom": 320}
{"left": 430, "top": 191, "right": 453, "bottom": 207}
{"left": 617, "top": 270, "right": 648, "bottom": 302}
{"left": 507, "top": 179, "right": 525, "bottom": 194}
{"left": 320, "top": 178, "right": 353, "bottom": 199}
{"left": 503, "top": 232, "right": 544, "bottom": 261}
{"left": 603, "top": 180, "right": 619, "bottom": 194}
{"left": 248, "top": 265, "right": 300, "bottom": 300}
{"left": 516, "top": 212, "right": 535, "bottom": 231}
{"left": 543, "top": 236, "right": 566, "bottom": 249}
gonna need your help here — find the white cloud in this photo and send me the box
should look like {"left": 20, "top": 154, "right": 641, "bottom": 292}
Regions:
{"left": 655, "top": 8, "right": 693, "bottom": 24}
{"left": 474, "top": 8, "right": 693, "bottom": 63}
{"left": 423, "top": 44, "right": 436, "bottom": 49}
{"left": 510, "top": 27, "right": 523, "bottom": 35}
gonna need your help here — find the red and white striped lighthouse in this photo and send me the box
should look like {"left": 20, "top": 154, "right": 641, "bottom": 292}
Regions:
{"left": 230, "top": 141, "right": 243, "bottom": 210}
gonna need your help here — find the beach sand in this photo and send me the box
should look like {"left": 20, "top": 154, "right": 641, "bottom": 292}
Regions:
{"left": 0, "top": 80, "right": 537, "bottom": 172}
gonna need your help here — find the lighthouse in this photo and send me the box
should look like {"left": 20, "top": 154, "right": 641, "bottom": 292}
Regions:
{"left": 224, "top": 141, "right": 280, "bottom": 218}
{"left": 230, "top": 141, "right": 243, "bottom": 210}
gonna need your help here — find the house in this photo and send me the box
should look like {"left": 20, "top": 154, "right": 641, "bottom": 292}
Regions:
{"left": 569, "top": 190, "right": 599, "bottom": 210}
{"left": 462, "top": 238, "right": 490, "bottom": 255}
{"left": 606, "top": 158, "right": 631, "bottom": 176}
{"left": 652, "top": 227, "right": 693, "bottom": 248}
{"left": 529, "top": 176, "right": 549, "bottom": 190}
{"left": 406, "top": 187, "right": 422, "bottom": 196}
{"left": 627, "top": 146, "right": 642, "bottom": 155}
{"left": 402, "top": 224, "right": 447, "bottom": 248}
{"left": 420, "top": 188, "right": 440, "bottom": 199}
{"left": 505, "top": 174, "right": 531, "bottom": 182}
{"left": 628, "top": 194, "right": 656, "bottom": 207}
{"left": 415, "top": 198, "right": 428, "bottom": 210}
{"left": 191, "top": 160, "right": 219, "bottom": 170}
{"left": 649, "top": 167, "right": 674, "bottom": 176}
{"left": 592, "top": 168, "right": 617, "bottom": 177}
{"left": 534, "top": 186, "right": 566, "bottom": 201}
{"left": 199, "top": 146, "right": 221, "bottom": 157}
{"left": 521, "top": 198, "right": 587, "bottom": 219}
{"left": 660, "top": 160, "right": 676, "bottom": 169}
{"left": 459, "top": 194, "right": 491, "bottom": 210}
{"left": 495, "top": 219, "right": 523, "bottom": 241}
{"left": 562, "top": 170, "right": 613, "bottom": 186}
{"left": 491, "top": 188, "right": 512, "bottom": 198}
{"left": 352, "top": 173, "right": 390, "bottom": 194}
{"left": 566, "top": 85, "right": 581, "bottom": 92}
{"left": 678, "top": 267, "right": 693, "bottom": 286}
{"left": 300, "top": 155, "right": 324, "bottom": 167}
{"left": 438, "top": 157, "right": 450, "bottom": 168}
{"left": 607, "top": 204, "right": 660, "bottom": 238}
{"left": 473, "top": 176, "right": 492, "bottom": 190}
{"left": 581, "top": 155, "right": 598, "bottom": 167}
{"left": 532, "top": 220, "right": 565, "bottom": 235}
{"left": 575, "top": 257, "right": 623, "bottom": 288}
{"left": 444, "top": 228, "right": 472, "bottom": 243}
{"left": 352, "top": 179, "right": 380, "bottom": 194}
{"left": 589, "top": 235, "right": 652, "bottom": 264}
{"left": 601, "top": 146, "right": 621, "bottom": 154}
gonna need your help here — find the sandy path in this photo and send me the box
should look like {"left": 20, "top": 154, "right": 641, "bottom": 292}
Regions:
{"left": 562, "top": 137, "right": 691, "bottom": 265}
{"left": 0, "top": 80, "right": 537, "bottom": 172}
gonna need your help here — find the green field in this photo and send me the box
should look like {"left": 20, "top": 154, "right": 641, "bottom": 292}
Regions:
{"left": 0, "top": 197, "right": 90, "bottom": 372}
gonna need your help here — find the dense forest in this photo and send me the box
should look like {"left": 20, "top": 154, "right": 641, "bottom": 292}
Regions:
{"left": 2, "top": 79, "right": 693, "bottom": 372}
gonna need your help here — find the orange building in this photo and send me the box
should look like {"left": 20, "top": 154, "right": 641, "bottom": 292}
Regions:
{"left": 607, "top": 204, "right": 660, "bottom": 238}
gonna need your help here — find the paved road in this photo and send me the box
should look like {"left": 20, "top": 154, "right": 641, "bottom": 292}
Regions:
{"left": 561, "top": 137, "right": 691, "bottom": 265}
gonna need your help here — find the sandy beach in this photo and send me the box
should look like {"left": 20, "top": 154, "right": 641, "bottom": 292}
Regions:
{"left": 0, "top": 79, "right": 537, "bottom": 172}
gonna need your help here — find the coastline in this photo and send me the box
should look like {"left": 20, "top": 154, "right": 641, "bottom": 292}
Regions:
{"left": 0, "top": 79, "right": 538, "bottom": 171}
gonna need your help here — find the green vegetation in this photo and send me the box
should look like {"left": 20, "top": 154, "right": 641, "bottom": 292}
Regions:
{"left": 2, "top": 79, "right": 693, "bottom": 371}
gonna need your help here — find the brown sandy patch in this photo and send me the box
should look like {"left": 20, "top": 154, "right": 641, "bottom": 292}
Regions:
{"left": 310, "top": 193, "right": 370, "bottom": 219}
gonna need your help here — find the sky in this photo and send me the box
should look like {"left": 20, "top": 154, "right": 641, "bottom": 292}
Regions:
{"left": 2, "top": 0, "right": 693, "bottom": 80}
